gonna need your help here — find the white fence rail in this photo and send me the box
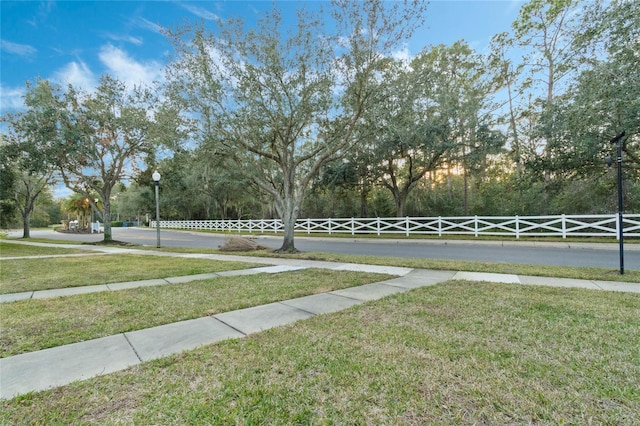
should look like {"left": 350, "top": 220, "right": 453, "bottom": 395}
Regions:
{"left": 153, "top": 214, "right": 640, "bottom": 239}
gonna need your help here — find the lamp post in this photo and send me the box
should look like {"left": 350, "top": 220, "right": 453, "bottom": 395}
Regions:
{"left": 94, "top": 198, "right": 99, "bottom": 233}
{"left": 152, "top": 170, "right": 161, "bottom": 248}
{"left": 606, "top": 131, "right": 625, "bottom": 275}
{"left": 88, "top": 198, "right": 92, "bottom": 232}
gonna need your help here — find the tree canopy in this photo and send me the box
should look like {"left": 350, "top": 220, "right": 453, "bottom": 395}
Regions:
{"left": 2, "top": 0, "right": 638, "bottom": 238}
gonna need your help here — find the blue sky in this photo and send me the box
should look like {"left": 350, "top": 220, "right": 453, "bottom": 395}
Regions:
{"left": 1, "top": 1, "right": 523, "bottom": 111}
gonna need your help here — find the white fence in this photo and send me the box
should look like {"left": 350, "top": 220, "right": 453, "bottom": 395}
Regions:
{"left": 153, "top": 214, "right": 640, "bottom": 239}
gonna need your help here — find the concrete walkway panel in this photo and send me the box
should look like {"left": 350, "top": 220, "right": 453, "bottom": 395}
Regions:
{"left": 251, "top": 265, "right": 309, "bottom": 274}
{"left": 216, "top": 269, "right": 267, "bottom": 277}
{"left": 332, "top": 264, "right": 413, "bottom": 276}
{"left": 164, "top": 273, "right": 220, "bottom": 284}
{"left": 0, "top": 335, "right": 139, "bottom": 400}
{"left": 125, "top": 317, "right": 244, "bottom": 361}
{"left": 593, "top": 281, "right": 640, "bottom": 293}
{"left": 0, "top": 291, "right": 33, "bottom": 303}
{"left": 453, "top": 271, "right": 520, "bottom": 284}
{"left": 281, "top": 293, "right": 363, "bottom": 315}
{"left": 32, "top": 284, "right": 111, "bottom": 299}
{"left": 382, "top": 269, "right": 456, "bottom": 289}
{"left": 106, "top": 279, "right": 168, "bottom": 291}
{"left": 331, "top": 282, "right": 408, "bottom": 301}
{"left": 214, "top": 302, "right": 314, "bottom": 335}
{"left": 519, "top": 276, "right": 600, "bottom": 290}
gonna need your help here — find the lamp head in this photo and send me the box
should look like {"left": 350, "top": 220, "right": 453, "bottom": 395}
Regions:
{"left": 609, "top": 131, "right": 625, "bottom": 144}
{"left": 152, "top": 170, "right": 161, "bottom": 182}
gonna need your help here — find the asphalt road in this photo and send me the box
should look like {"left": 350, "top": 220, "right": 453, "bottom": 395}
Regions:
{"left": 17, "top": 227, "right": 640, "bottom": 271}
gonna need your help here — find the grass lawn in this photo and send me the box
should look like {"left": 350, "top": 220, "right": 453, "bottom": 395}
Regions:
{"left": 0, "top": 240, "right": 87, "bottom": 257}
{"left": 0, "top": 269, "right": 391, "bottom": 357}
{"left": 3, "top": 281, "right": 638, "bottom": 424}
{"left": 0, "top": 255, "right": 263, "bottom": 294}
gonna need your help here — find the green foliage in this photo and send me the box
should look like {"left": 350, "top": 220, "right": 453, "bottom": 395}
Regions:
{"left": 166, "top": 0, "right": 427, "bottom": 250}
{"left": 4, "top": 1, "right": 639, "bottom": 223}
{"left": 0, "top": 154, "right": 17, "bottom": 228}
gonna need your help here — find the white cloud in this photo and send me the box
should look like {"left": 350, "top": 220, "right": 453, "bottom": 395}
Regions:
{"left": 98, "top": 44, "right": 164, "bottom": 88}
{"left": 105, "top": 33, "right": 144, "bottom": 46}
{"left": 181, "top": 4, "right": 220, "bottom": 21}
{"left": 0, "top": 84, "right": 26, "bottom": 111}
{"left": 0, "top": 40, "right": 37, "bottom": 57}
{"left": 134, "top": 17, "right": 163, "bottom": 34}
{"left": 52, "top": 60, "right": 98, "bottom": 91}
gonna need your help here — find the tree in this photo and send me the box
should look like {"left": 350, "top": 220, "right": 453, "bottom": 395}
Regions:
{"left": 511, "top": 0, "right": 584, "bottom": 182}
{"left": 368, "top": 54, "right": 454, "bottom": 217}
{"left": 1, "top": 80, "right": 61, "bottom": 238}
{"left": 166, "top": 0, "right": 426, "bottom": 252}
{"left": 56, "top": 75, "right": 183, "bottom": 242}
{"left": 488, "top": 32, "right": 528, "bottom": 176}
{"left": 528, "top": 0, "right": 639, "bottom": 177}
{"left": 62, "top": 193, "right": 92, "bottom": 228}
{"left": 0, "top": 144, "right": 18, "bottom": 229}
{"left": 362, "top": 43, "right": 502, "bottom": 217}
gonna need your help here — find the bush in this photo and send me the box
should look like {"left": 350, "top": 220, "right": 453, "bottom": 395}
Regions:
{"left": 111, "top": 221, "right": 123, "bottom": 228}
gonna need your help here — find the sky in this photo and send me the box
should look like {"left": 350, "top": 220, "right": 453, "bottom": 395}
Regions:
{"left": 0, "top": 0, "right": 524, "bottom": 112}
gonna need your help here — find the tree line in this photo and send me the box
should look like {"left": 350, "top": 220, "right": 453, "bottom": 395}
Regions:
{"left": 1, "top": 0, "right": 638, "bottom": 252}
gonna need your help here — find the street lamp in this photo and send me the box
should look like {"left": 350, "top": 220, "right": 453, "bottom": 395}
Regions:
{"left": 93, "top": 198, "right": 99, "bottom": 233}
{"left": 605, "top": 131, "right": 625, "bottom": 275}
{"left": 152, "top": 170, "right": 161, "bottom": 248}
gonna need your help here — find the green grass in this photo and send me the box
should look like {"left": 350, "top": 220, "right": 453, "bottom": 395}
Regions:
{"left": 3, "top": 282, "right": 638, "bottom": 424}
{"left": 0, "top": 240, "right": 87, "bottom": 257}
{"left": 0, "top": 255, "right": 262, "bottom": 294}
{"left": 0, "top": 235, "right": 95, "bottom": 244}
{"left": 0, "top": 269, "right": 391, "bottom": 357}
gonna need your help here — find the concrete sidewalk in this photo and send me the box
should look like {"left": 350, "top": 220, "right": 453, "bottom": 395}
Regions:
{"left": 1, "top": 241, "right": 638, "bottom": 400}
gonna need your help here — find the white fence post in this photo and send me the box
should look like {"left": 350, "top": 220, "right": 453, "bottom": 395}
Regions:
{"left": 474, "top": 216, "right": 478, "bottom": 237}
{"left": 405, "top": 216, "right": 409, "bottom": 237}
{"left": 515, "top": 215, "right": 519, "bottom": 239}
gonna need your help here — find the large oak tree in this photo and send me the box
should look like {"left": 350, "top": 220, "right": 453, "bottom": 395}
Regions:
{"left": 166, "top": 0, "right": 426, "bottom": 252}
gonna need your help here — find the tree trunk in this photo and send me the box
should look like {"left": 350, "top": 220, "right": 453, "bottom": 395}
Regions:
{"left": 279, "top": 218, "right": 296, "bottom": 252}
{"left": 22, "top": 212, "right": 31, "bottom": 239}
{"left": 102, "top": 201, "right": 113, "bottom": 243}
{"left": 276, "top": 198, "right": 298, "bottom": 253}
{"left": 463, "top": 169, "right": 469, "bottom": 216}
{"left": 394, "top": 192, "right": 407, "bottom": 218}
{"left": 102, "top": 197, "right": 113, "bottom": 242}
{"left": 360, "top": 186, "right": 369, "bottom": 218}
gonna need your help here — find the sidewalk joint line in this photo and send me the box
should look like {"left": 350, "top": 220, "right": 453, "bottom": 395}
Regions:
{"left": 210, "top": 316, "right": 248, "bottom": 337}
{"left": 122, "top": 333, "right": 143, "bottom": 363}
{"left": 278, "top": 301, "right": 318, "bottom": 317}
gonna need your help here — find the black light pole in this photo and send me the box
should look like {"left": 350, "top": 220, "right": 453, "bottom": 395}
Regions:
{"left": 609, "top": 131, "right": 625, "bottom": 275}
{"left": 152, "top": 170, "right": 161, "bottom": 248}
